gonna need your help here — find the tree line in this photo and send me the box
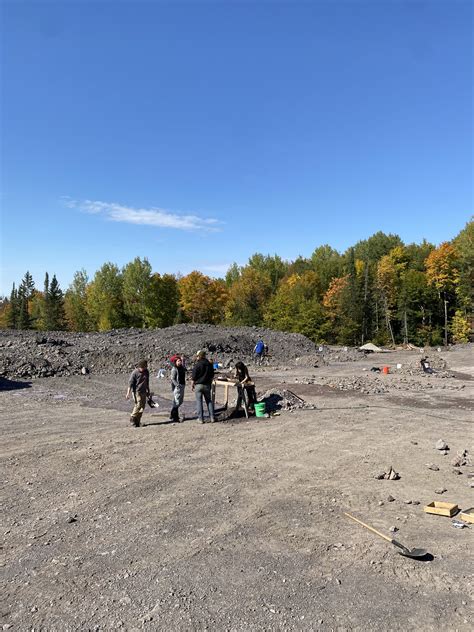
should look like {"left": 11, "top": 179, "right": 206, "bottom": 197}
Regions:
{"left": 1, "top": 221, "right": 472, "bottom": 346}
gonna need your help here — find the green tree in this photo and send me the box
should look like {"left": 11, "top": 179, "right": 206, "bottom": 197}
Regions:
{"left": 146, "top": 273, "right": 179, "bottom": 327}
{"left": 452, "top": 220, "right": 474, "bottom": 313}
{"left": 263, "top": 272, "right": 325, "bottom": 341}
{"left": 247, "top": 253, "right": 288, "bottom": 293}
{"left": 122, "top": 257, "right": 153, "bottom": 327}
{"left": 64, "top": 270, "right": 91, "bottom": 331}
{"left": 353, "top": 231, "right": 403, "bottom": 263}
{"left": 225, "top": 263, "right": 241, "bottom": 287}
{"left": 48, "top": 275, "right": 65, "bottom": 330}
{"left": 7, "top": 284, "right": 19, "bottom": 329}
{"left": 310, "top": 245, "right": 343, "bottom": 295}
{"left": 86, "top": 263, "right": 125, "bottom": 330}
{"left": 17, "top": 271, "right": 35, "bottom": 329}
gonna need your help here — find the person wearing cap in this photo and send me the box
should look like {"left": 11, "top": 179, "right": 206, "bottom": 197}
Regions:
{"left": 191, "top": 350, "right": 216, "bottom": 423}
{"left": 126, "top": 360, "right": 150, "bottom": 427}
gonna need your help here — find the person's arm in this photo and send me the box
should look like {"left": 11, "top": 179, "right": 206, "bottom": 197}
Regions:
{"left": 126, "top": 371, "right": 135, "bottom": 399}
{"left": 145, "top": 370, "right": 150, "bottom": 396}
{"left": 170, "top": 367, "right": 178, "bottom": 388}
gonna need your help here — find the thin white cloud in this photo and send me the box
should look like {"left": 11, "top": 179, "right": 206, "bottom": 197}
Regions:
{"left": 201, "top": 263, "right": 234, "bottom": 276}
{"left": 64, "top": 197, "right": 222, "bottom": 232}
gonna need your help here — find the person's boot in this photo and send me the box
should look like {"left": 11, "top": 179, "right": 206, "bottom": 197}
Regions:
{"left": 170, "top": 407, "right": 179, "bottom": 423}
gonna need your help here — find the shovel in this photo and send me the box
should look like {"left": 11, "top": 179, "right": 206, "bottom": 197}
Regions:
{"left": 344, "top": 512, "right": 428, "bottom": 559}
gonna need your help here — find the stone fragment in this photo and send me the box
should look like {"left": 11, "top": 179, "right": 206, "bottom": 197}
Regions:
{"left": 387, "top": 495, "right": 395, "bottom": 502}
{"left": 435, "top": 439, "right": 449, "bottom": 451}
{"left": 389, "top": 526, "right": 398, "bottom": 533}
{"left": 435, "top": 487, "right": 447, "bottom": 494}
{"left": 426, "top": 464, "right": 440, "bottom": 471}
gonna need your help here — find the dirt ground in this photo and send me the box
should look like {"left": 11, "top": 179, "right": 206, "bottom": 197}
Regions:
{"left": 1, "top": 346, "right": 473, "bottom": 631}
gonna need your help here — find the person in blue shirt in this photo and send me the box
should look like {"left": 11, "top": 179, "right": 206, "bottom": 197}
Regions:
{"left": 254, "top": 340, "right": 265, "bottom": 365}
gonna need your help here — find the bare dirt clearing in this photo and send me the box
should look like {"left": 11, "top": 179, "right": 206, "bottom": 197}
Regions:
{"left": 1, "top": 335, "right": 473, "bottom": 631}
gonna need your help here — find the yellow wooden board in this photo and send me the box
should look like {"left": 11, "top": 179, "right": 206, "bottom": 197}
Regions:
{"left": 423, "top": 501, "right": 459, "bottom": 517}
{"left": 459, "top": 508, "right": 474, "bottom": 524}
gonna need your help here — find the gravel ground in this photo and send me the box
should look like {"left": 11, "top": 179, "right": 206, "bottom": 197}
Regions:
{"left": 1, "top": 333, "right": 473, "bottom": 631}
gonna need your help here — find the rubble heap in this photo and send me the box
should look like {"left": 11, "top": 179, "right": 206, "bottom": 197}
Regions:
{"left": 0, "top": 325, "right": 319, "bottom": 380}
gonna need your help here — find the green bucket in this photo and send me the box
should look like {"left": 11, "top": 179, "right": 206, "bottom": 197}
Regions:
{"left": 254, "top": 402, "right": 266, "bottom": 417}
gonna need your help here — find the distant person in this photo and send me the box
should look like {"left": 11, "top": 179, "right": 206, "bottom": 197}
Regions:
{"left": 420, "top": 357, "right": 433, "bottom": 374}
{"left": 254, "top": 340, "right": 265, "bottom": 365}
{"left": 126, "top": 360, "right": 150, "bottom": 427}
{"left": 170, "top": 355, "right": 186, "bottom": 423}
{"left": 234, "top": 361, "right": 257, "bottom": 413}
{"left": 191, "top": 350, "right": 216, "bottom": 423}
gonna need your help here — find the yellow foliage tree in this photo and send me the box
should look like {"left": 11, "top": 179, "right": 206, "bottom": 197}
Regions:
{"left": 178, "top": 271, "right": 228, "bottom": 324}
{"left": 425, "top": 243, "right": 459, "bottom": 346}
{"left": 323, "top": 275, "right": 349, "bottom": 321}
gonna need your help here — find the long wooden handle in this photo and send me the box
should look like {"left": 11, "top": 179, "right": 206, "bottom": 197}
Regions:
{"left": 344, "top": 512, "right": 392, "bottom": 543}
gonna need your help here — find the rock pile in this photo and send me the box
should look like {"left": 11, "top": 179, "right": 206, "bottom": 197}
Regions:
{"left": 0, "top": 325, "right": 319, "bottom": 380}
{"left": 258, "top": 388, "right": 316, "bottom": 411}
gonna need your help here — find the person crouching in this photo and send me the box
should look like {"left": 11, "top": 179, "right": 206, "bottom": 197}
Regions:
{"left": 170, "top": 355, "right": 186, "bottom": 422}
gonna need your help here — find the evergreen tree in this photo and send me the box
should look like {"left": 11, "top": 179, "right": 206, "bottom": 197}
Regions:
{"left": 42, "top": 272, "right": 53, "bottom": 330}
{"left": 7, "top": 283, "right": 19, "bottom": 329}
{"left": 48, "top": 274, "right": 65, "bottom": 330}
{"left": 17, "top": 271, "right": 35, "bottom": 329}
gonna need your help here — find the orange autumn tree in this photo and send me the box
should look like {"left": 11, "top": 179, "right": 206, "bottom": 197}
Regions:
{"left": 425, "top": 243, "right": 460, "bottom": 346}
{"left": 178, "top": 271, "right": 228, "bottom": 324}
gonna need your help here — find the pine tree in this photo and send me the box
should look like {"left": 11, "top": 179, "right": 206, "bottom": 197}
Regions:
{"left": 48, "top": 274, "right": 65, "bottom": 330}
{"left": 42, "top": 272, "right": 53, "bottom": 330}
{"left": 7, "top": 284, "right": 19, "bottom": 329}
{"left": 17, "top": 271, "right": 35, "bottom": 329}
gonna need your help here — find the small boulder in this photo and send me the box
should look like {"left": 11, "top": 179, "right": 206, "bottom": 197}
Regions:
{"left": 435, "top": 439, "right": 449, "bottom": 451}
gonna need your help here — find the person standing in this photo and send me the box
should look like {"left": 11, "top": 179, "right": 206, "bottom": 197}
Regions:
{"left": 126, "top": 360, "right": 150, "bottom": 427}
{"left": 234, "top": 361, "right": 257, "bottom": 413}
{"left": 191, "top": 350, "right": 216, "bottom": 423}
{"left": 254, "top": 340, "right": 265, "bottom": 365}
{"left": 170, "top": 355, "right": 186, "bottom": 422}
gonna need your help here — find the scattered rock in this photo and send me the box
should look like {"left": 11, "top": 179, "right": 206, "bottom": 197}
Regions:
{"left": 435, "top": 487, "right": 447, "bottom": 494}
{"left": 452, "top": 469, "right": 462, "bottom": 475}
{"left": 387, "top": 495, "right": 395, "bottom": 502}
{"left": 387, "top": 467, "right": 400, "bottom": 481}
{"left": 435, "top": 440, "right": 449, "bottom": 451}
{"left": 427, "top": 464, "right": 440, "bottom": 471}
{"left": 67, "top": 515, "right": 78, "bottom": 523}
{"left": 389, "top": 526, "right": 398, "bottom": 533}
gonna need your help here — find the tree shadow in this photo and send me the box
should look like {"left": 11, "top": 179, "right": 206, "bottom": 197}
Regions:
{"left": 0, "top": 377, "right": 32, "bottom": 391}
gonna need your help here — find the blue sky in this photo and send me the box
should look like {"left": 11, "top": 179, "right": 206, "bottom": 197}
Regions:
{"left": 1, "top": 0, "right": 472, "bottom": 295}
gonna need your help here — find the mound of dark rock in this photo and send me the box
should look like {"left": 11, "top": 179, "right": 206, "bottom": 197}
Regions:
{"left": 0, "top": 325, "right": 319, "bottom": 379}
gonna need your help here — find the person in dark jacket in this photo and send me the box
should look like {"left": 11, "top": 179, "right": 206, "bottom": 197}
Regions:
{"left": 169, "top": 355, "right": 186, "bottom": 422}
{"left": 234, "top": 361, "right": 257, "bottom": 413}
{"left": 191, "top": 350, "right": 216, "bottom": 423}
{"left": 126, "top": 360, "right": 150, "bottom": 427}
